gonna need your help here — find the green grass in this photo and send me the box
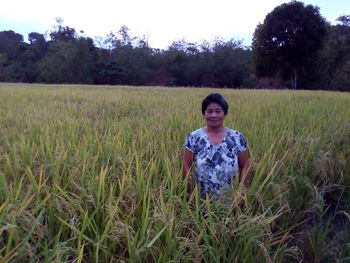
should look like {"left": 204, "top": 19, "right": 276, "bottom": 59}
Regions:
{"left": 0, "top": 83, "right": 349, "bottom": 262}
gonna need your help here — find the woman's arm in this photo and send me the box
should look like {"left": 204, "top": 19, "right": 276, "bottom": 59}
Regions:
{"left": 183, "top": 148, "right": 194, "bottom": 194}
{"left": 238, "top": 150, "right": 251, "bottom": 190}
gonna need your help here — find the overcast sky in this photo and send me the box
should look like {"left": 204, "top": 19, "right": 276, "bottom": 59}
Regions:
{"left": 1, "top": 0, "right": 349, "bottom": 49}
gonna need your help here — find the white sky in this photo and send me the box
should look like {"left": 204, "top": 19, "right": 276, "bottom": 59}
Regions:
{"left": 0, "top": 0, "right": 349, "bottom": 49}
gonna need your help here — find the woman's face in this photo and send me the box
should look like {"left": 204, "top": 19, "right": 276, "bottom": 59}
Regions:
{"left": 203, "top": 102, "right": 226, "bottom": 128}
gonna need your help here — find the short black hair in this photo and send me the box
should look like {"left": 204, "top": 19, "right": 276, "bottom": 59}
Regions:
{"left": 201, "top": 93, "right": 229, "bottom": 115}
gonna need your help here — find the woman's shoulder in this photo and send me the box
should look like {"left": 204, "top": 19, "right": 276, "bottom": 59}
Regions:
{"left": 184, "top": 127, "right": 206, "bottom": 150}
{"left": 226, "top": 128, "right": 244, "bottom": 137}
{"left": 226, "top": 128, "right": 248, "bottom": 150}
{"left": 188, "top": 127, "right": 205, "bottom": 137}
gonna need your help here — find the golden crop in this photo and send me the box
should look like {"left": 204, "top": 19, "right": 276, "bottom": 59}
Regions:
{"left": 0, "top": 83, "right": 349, "bottom": 262}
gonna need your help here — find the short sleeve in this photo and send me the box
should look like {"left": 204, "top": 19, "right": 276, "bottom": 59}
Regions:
{"left": 184, "top": 133, "right": 196, "bottom": 153}
{"left": 238, "top": 133, "right": 248, "bottom": 153}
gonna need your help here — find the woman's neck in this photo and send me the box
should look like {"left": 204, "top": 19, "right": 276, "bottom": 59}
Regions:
{"left": 205, "top": 125, "right": 225, "bottom": 134}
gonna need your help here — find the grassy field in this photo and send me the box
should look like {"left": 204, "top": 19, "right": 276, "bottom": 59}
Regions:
{"left": 0, "top": 83, "right": 349, "bottom": 263}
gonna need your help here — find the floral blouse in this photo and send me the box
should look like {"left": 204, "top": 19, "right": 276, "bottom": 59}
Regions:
{"left": 184, "top": 127, "right": 248, "bottom": 199}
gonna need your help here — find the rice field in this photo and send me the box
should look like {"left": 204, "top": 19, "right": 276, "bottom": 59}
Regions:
{"left": 0, "top": 83, "right": 349, "bottom": 263}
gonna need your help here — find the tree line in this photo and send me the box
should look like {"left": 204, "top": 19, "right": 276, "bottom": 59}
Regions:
{"left": 0, "top": 1, "right": 349, "bottom": 91}
{"left": 0, "top": 24, "right": 252, "bottom": 89}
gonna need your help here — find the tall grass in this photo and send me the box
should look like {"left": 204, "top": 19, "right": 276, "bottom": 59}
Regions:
{"left": 0, "top": 83, "right": 349, "bottom": 262}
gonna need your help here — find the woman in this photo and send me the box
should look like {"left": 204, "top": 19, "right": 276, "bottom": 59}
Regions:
{"left": 183, "top": 93, "right": 251, "bottom": 201}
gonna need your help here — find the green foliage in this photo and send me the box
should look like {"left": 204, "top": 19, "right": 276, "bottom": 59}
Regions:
{"left": 212, "top": 40, "right": 252, "bottom": 88}
{"left": 0, "top": 23, "right": 253, "bottom": 88}
{"left": 38, "top": 37, "right": 97, "bottom": 84}
{"left": 336, "top": 15, "right": 350, "bottom": 27}
{"left": 158, "top": 39, "right": 252, "bottom": 88}
{"left": 0, "top": 30, "right": 24, "bottom": 60}
{"left": 316, "top": 20, "right": 350, "bottom": 91}
{"left": 0, "top": 30, "right": 29, "bottom": 82}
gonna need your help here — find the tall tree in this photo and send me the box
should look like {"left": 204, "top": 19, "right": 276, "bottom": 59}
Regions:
{"left": 212, "top": 39, "right": 252, "bottom": 88}
{"left": 0, "top": 30, "right": 24, "bottom": 59}
{"left": 97, "top": 26, "right": 153, "bottom": 85}
{"left": 0, "top": 30, "right": 29, "bottom": 82}
{"left": 38, "top": 23, "right": 97, "bottom": 84}
{"left": 50, "top": 19, "right": 77, "bottom": 42}
{"left": 28, "top": 32, "right": 48, "bottom": 59}
{"left": 20, "top": 32, "right": 48, "bottom": 82}
{"left": 252, "top": 1, "right": 327, "bottom": 89}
